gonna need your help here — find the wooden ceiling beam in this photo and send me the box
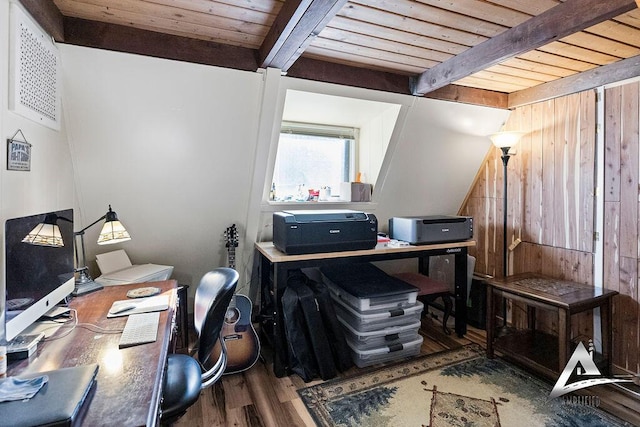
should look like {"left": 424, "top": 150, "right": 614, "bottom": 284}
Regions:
{"left": 18, "top": 0, "right": 64, "bottom": 42}
{"left": 509, "top": 54, "right": 640, "bottom": 108}
{"left": 60, "top": 17, "right": 508, "bottom": 110}
{"left": 288, "top": 58, "right": 508, "bottom": 109}
{"left": 258, "top": 0, "right": 348, "bottom": 71}
{"left": 425, "top": 85, "right": 508, "bottom": 109}
{"left": 410, "top": 0, "right": 639, "bottom": 96}
{"left": 63, "top": 18, "right": 259, "bottom": 71}
{"left": 20, "top": 6, "right": 508, "bottom": 110}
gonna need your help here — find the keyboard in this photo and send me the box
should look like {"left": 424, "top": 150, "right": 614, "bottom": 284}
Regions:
{"left": 118, "top": 312, "right": 160, "bottom": 348}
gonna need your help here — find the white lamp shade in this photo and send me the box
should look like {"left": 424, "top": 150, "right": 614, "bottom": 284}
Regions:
{"left": 97, "top": 220, "right": 131, "bottom": 245}
{"left": 22, "top": 223, "right": 64, "bottom": 247}
{"left": 489, "top": 131, "right": 526, "bottom": 148}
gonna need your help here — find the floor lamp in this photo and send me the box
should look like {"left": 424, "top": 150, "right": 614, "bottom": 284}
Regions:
{"left": 74, "top": 205, "right": 132, "bottom": 296}
{"left": 490, "top": 131, "right": 525, "bottom": 324}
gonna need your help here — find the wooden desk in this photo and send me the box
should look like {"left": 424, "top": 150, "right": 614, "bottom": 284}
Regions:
{"left": 255, "top": 241, "right": 474, "bottom": 377}
{"left": 7, "top": 280, "right": 178, "bottom": 427}
{"left": 486, "top": 273, "right": 618, "bottom": 379}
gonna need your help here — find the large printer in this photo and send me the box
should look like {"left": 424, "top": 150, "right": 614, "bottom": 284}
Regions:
{"left": 389, "top": 215, "right": 473, "bottom": 244}
{"left": 273, "top": 210, "right": 378, "bottom": 255}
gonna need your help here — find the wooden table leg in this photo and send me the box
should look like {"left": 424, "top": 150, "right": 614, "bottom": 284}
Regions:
{"left": 558, "top": 308, "right": 570, "bottom": 372}
{"left": 601, "top": 297, "right": 613, "bottom": 376}
{"left": 527, "top": 306, "right": 536, "bottom": 330}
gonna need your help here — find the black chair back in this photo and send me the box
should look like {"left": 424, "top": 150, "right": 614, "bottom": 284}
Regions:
{"left": 193, "top": 268, "right": 238, "bottom": 369}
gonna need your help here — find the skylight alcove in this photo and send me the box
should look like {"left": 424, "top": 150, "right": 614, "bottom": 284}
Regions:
{"left": 268, "top": 89, "right": 405, "bottom": 206}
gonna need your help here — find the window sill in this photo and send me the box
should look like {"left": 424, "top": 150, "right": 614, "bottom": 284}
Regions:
{"left": 261, "top": 200, "right": 378, "bottom": 212}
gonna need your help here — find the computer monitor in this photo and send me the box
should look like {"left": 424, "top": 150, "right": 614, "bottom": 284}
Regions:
{"left": 3, "top": 208, "right": 75, "bottom": 341}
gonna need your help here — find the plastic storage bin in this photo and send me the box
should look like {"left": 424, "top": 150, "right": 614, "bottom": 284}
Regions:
{"left": 332, "top": 297, "right": 423, "bottom": 332}
{"left": 328, "top": 282, "right": 418, "bottom": 311}
{"left": 321, "top": 264, "right": 419, "bottom": 311}
{"left": 345, "top": 335, "right": 423, "bottom": 368}
{"left": 338, "top": 317, "right": 421, "bottom": 350}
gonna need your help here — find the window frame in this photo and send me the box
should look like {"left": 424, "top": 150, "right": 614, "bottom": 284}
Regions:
{"left": 271, "top": 121, "right": 358, "bottom": 202}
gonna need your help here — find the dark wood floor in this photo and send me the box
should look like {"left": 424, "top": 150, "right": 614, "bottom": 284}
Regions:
{"left": 174, "top": 314, "right": 640, "bottom": 427}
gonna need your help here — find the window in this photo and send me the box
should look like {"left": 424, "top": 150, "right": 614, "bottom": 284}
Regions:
{"left": 267, "top": 89, "right": 404, "bottom": 204}
{"left": 272, "top": 122, "right": 356, "bottom": 201}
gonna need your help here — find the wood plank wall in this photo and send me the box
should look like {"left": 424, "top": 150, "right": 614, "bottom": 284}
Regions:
{"left": 461, "top": 90, "right": 596, "bottom": 282}
{"left": 460, "top": 86, "right": 640, "bottom": 373}
{"left": 604, "top": 82, "right": 639, "bottom": 374}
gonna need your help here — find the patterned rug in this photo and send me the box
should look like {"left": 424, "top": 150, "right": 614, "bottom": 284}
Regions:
{"left": 299, "top": 344, "right": 631, "bottom": 426}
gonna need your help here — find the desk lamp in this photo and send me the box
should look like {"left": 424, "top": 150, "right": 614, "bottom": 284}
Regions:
{"left": 74, "top": 205, "right": 131, "bottom": 296}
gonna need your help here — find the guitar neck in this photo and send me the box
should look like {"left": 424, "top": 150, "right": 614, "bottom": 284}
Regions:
{"left": 225, "top": 224, "right": 238, "bottom": 270}
{"left": 228, "top": 247, "right": 236, "bottom": 269}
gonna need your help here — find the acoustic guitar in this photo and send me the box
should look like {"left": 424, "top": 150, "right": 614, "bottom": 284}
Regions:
{"left": 213, "top": 224, "right": 260, "bottom": 374}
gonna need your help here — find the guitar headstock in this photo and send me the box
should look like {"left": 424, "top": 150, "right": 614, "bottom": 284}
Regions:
{"left": 225, "top": 224, "right": 239, "bottom": 248}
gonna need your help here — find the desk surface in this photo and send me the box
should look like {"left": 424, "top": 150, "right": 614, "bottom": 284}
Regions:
{"left": 7, "top": 280, "right": 178, "bottom": 427}
{"left": 255, "top": 240, "right": 476, "bottom": 263}
{"left": 486, "top": 273, "right": 618, "bottom": 309}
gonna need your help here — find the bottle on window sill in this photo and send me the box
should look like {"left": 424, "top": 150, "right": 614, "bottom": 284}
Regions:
{"left": 269, "top": 182, "right": 276, "bottom": 201}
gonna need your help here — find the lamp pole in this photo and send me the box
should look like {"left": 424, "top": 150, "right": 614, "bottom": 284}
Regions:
{"left": 489, "top": 131, "right": 524, "bottom": 278}
{"left": 490, "top": 130, "right": 524, "bottom": 329}
{"left": 500, "top": 146, "right": 510, "bottom": 279}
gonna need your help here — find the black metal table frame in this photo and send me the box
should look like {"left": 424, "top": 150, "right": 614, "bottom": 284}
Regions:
{"left": 255, "top": 243, "right": 470, "bottom": 377}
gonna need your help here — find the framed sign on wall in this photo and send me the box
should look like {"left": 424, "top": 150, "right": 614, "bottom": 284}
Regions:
{"left": 7, "top": 129, "right": 31, "bottom": 171}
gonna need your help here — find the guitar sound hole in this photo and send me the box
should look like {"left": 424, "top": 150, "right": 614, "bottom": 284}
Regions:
{"left": 225, "top": 307, "right": 240, "bottom": 324}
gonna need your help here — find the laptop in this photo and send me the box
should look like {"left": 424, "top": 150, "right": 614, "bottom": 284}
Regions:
{"left": 0, "top": 364, "right": 99, "bottom": 427}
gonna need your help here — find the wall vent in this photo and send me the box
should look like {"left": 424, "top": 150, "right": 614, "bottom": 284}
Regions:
{"left": 9, "top": 3, "right": 61, "bottom": 130}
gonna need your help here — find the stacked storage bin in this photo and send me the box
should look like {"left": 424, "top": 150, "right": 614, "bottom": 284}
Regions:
{"left": 320, "top": 263, "right": 424, "bottom": 368}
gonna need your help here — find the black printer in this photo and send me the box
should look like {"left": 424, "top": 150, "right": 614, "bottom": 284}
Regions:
{"left": 273, "top": 210, "right": 378, "bottom": 255}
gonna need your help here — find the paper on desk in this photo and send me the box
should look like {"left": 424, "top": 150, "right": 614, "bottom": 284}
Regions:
{"left": 107, "top": 295, "right": 169, "bottom": 318}
{"left": 96, "top": 249, "right": 132, "bottom": 274}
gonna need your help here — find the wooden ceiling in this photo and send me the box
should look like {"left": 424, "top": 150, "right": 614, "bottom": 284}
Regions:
{"left": 20, "top": 0, "right": 640, "bottom": 108}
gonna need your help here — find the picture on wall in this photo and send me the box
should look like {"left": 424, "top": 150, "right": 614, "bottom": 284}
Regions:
{"left": 7, "top": 137, "right": 31, "bottom": 171}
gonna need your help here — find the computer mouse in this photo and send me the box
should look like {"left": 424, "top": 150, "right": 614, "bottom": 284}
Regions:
{"left": 109, "top": 303, "right": 136, "bottom": 315}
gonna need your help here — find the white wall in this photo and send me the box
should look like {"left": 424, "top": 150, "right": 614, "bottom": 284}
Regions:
{"left": 58, "top": 42, "right": 510, "bottom": 306}
{"left": 0, "top": 1, "right": 74, "bottom": 220}
{"left": 1, "top": 0, "right": 75, "bottom": 339}
{"left": 359, "top": 104, "right": 401, "bottom": 186}
{"left": 374, "top": 97, "right": 511, "bottom": 231}
{"left": 59, "top": 44, "right": 263, "bottom": 295}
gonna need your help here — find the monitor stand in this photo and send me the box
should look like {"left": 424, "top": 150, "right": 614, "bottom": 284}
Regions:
{"left": 42, "top": 306, "right": 71, "bottom": 319}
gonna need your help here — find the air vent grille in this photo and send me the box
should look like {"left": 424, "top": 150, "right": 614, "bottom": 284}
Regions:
{"left": 10, "top": 3, "right": 60, "bottom": 130}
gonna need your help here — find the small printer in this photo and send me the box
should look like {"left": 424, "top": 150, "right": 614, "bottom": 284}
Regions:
{"left": 273, "top": 210, "right": 378, "bottom": 255}
{"left": 389, "top": 215, "right": 473, "bottom": 245}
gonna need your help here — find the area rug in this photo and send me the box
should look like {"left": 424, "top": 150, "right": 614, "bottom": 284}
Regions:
{"left": 298, "top": 343, "right": 631, "bottom": 426}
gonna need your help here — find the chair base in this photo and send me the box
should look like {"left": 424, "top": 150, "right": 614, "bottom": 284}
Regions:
{"left": 161, "top": 354, "right": 202, "bottom": 423}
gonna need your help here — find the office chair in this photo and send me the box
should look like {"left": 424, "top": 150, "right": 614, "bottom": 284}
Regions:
{"left": 161, "top": 267, "right": 238, "bottom": 423}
